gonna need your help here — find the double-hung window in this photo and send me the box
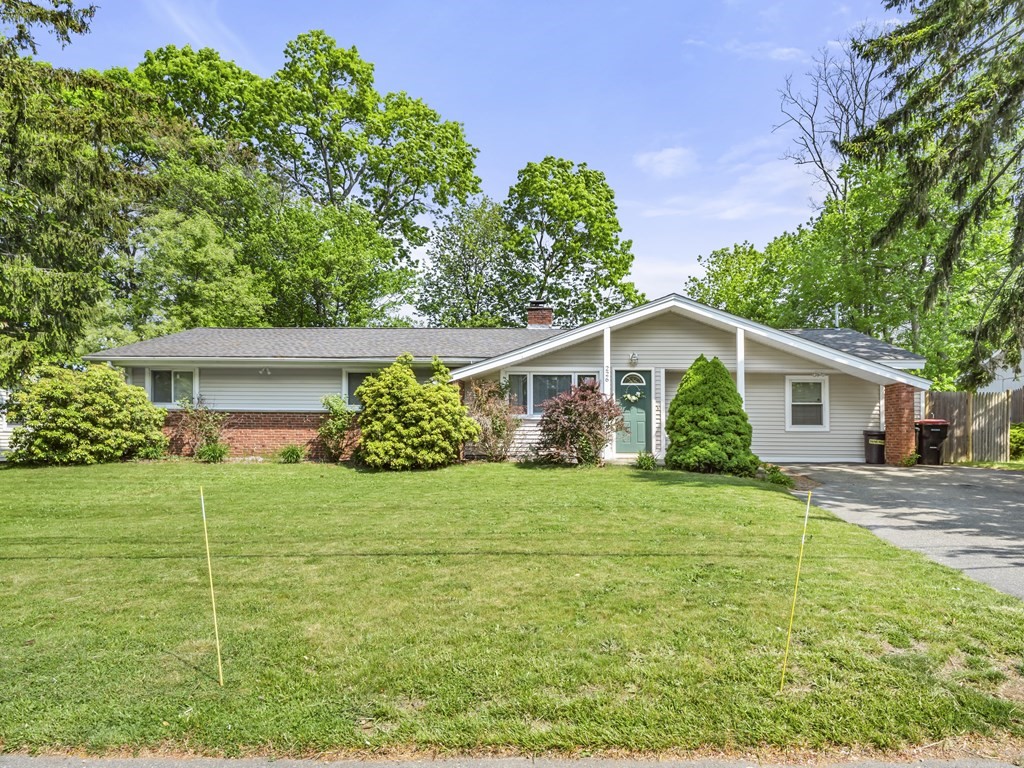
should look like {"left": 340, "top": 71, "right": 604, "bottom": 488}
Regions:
{"left": 346, "top": 371, "right": 371, "bottom": 408}
{"left": 149, "top": 369, "right": 195, "bottom": 406}
{"left": 506, "top": 372, "right": 600, "bottom": 416}
{"left": 785, "top": 376, "right": 829, "bottom": 431}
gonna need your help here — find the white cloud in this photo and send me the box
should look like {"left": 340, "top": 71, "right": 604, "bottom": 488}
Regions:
{"left": 723, "top": 40, "right": 806, "bottom": 61}
{"left": 143, "top": 0, "right": 260, "bottom": 70}
{"left": 639, "top": 156, "right": 815, "bottom": 222}
{"left": 633, "top": 147, "right": 697, "bottom": 179}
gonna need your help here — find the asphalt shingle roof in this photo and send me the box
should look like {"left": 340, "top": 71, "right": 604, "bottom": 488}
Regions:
{"left": 83, "top": 327, "right": 567, "bottom": 362}
{"left": 782, "top": 328, "right": 925, "bottom": 364}
{"left": 84, "top": 324, "right": 923, "bottom": 367}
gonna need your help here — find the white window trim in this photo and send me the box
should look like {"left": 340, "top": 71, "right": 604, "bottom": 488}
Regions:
{"left": 504, "top": 370, "right": 600, "bottom": 417}
{"left": 146, "top": 367, "right": 199, "bottom": 409}
{"left": 785, "top": 375, "right": 830, "bottom": 432}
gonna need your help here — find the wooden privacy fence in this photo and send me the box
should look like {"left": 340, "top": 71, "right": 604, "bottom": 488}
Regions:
{"left": 1012, "top": 389, "right": 1024, "bottom": 424}
{"left": 924, "top": 391, "right": 1013, "bottom": 463}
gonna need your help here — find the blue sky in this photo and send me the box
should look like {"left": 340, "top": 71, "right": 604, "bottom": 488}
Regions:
{"left": 38, "top": 0, "right": 895, "bottom": 299}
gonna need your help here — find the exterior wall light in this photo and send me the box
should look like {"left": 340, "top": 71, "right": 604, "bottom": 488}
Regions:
{"left": 629, "top": 353, "right": 639, "bottom": 367}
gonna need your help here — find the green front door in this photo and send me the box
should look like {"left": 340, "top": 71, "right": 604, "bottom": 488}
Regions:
{"left": 615, "top": 370, "right": 652, "bottom": 454}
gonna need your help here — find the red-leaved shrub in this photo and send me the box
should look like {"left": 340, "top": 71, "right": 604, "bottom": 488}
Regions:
{"left": 536, "top": 381, "right": 625, "bottom": 465}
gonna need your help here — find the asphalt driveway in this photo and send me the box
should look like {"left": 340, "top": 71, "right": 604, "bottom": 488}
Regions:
{"left": 784, "top": 464, "right": 1024, "bottom": 600}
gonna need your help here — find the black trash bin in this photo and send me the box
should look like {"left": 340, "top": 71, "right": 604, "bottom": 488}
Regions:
{"left": 916, "top": 419, "right": 950, "bottom": 465}
{"left": 864, "top": 430, "right": 886, "bottom": 464}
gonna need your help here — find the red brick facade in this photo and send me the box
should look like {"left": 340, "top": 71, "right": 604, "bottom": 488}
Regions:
{"left": 884, "top": 383, "right": 917, "bottom": 465}
{"left": 164, "top": 411, "right": 344, "bottom": 461}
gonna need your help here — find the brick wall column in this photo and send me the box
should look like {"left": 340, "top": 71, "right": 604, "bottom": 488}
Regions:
{"left": 884, "top": 383, "right": 917, "bottom": 465}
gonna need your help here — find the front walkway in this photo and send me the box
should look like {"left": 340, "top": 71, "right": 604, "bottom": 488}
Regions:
{"left": 784, "top": 463, "right": 1024, "bottom": 600}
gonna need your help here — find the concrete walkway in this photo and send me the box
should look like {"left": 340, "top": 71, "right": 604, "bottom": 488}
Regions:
{"left": 0, "top": 758, "right": 1020, "bottom": 768}
{"left": 784, "top": 463, "right": 1024, "bottom": 600}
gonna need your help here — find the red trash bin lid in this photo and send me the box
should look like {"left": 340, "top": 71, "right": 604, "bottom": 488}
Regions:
{"left": 916, "top": 418, "right": 949, "bottom": 425}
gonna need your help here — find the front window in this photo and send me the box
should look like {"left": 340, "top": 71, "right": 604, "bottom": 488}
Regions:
{"left": 150, "top": 370, "right": 194, "bottom": 404}
{"left": 532, "top": 374, "right": 572, "bottom": 414}
{"left": 506, "top": 374, "right": 528, "bottom": 410}
{"left": 786, "top": 376, "right": 829, "bottom": 430}
{"left": 508, "top": 372, "right": 600, "bottom": 416}
{"left": 347, "top": 372, "right": 371, "bottom": 407}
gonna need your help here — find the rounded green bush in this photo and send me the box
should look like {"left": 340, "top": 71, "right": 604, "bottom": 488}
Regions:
{"left": 6, "top": 364, "right": 167, "bottom": 466}
{"left": 356, "top": 354, "right": 480, "bottom": 470}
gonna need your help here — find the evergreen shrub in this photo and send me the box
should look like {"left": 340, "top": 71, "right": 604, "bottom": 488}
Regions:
{"left": 665, "top": 354, "right": 759, "bottom": 477}
{"left": 5, "top": 364, "right": 167, "bottom": 465}
{"left": 1010, "top": 423, "right": 1023, "bottom": 460}
{"left": 356, "top": 354, "right": 480, "bottom": 470}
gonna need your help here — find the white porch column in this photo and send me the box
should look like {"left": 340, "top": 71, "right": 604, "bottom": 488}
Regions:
{"left": 736, "top": 328, "right": 746, "bottom": 404}
{"left": 602, "top": 326, "right": 612, "bottom": 460}
{"left": 602, "top": 327, "right": 611, "bottom": 395}
{"left": 659, "top": 367, "right": 667, "bottom": 457}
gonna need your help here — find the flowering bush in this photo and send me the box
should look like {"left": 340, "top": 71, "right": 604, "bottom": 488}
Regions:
{"left": 536, "top": 381, "right": 625, "bottom": 465}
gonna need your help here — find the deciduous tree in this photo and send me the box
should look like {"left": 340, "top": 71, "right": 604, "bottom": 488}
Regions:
{"left": 503, "top": 156, "right": 644, "bottom": 327}
{"left": 416, "top": 197, "right": 513, "bottom": 327}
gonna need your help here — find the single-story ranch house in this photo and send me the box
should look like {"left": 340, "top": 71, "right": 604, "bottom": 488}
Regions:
{"left": 66, "top": 294, "right": 930, "bottom": 464}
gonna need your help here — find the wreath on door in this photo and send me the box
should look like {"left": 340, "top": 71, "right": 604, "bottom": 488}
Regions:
{"left": 620, "top": 372, "right": 646, "bottom": 403}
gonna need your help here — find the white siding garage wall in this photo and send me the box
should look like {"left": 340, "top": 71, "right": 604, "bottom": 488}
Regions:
{"left": 745, "top": 373, "right": 881, "bottom": 462}
{"left": 198, "top": 367, "right": 343, "bottom": 411}
{"left": 0, "top": 389, "right": 11, "bottom": 456}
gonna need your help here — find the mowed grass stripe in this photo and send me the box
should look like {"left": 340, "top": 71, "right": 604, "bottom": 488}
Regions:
{"left": 0, "top": 461, "right": 1021, "bottom": 752}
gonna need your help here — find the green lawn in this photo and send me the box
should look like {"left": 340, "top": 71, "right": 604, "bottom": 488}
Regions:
{"left": 959, "top": 460, "right": 1024, "bottom": 471}
{"left": 1, "top": 461, "right": 1022, "bottom": 754}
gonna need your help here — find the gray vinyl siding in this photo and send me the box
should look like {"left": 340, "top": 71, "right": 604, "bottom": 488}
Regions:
{"left": 524, "top": 337, "right": 603, "bottom": 368}
{"left": 511, "top": 418, "right": 542, "bottom": 457}
{"left": 612, "top": 314, "right": 736, "bottom": 369}
{"left": 129, "top": 367, "right": 146, "bottom": 387}
{"left": 745, "top": 340, "right": 836, "bottom": 372}
{"left": 745, "top": 373, "right": 881, "bottom": 462}
{"left": 198, "top": 367, "right": 343, "bottom": 411}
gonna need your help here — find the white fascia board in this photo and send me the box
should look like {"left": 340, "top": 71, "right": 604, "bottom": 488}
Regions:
{"left": 874, "top": 359, "right": 927, "bottom": 371}
{"left": 450, "top": 293, "right": 932, "bottom": 390}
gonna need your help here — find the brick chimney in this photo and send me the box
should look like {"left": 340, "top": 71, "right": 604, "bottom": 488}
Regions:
{"left": 526, "top": 300, "right": 553, "bottom": 328}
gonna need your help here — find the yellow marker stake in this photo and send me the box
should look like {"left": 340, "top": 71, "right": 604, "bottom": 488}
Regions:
{"left": 780, "top": 490, "right": 812, "bottom": 692}
{"left": 200, "top": 486, "right": 224, "bottom": 686}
